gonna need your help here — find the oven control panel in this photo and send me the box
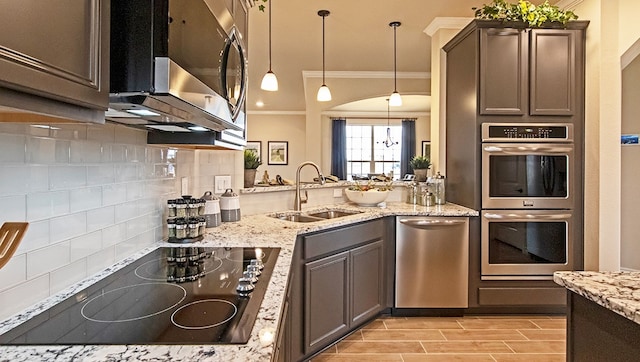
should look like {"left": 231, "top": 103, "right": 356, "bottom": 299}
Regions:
{"left": 482, "top": 123, "right": 573, "bottom": 142}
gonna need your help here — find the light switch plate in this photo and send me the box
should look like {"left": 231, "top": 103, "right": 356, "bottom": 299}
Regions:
{"left": 214, "top": 175, "right": 232, "bottom": 194}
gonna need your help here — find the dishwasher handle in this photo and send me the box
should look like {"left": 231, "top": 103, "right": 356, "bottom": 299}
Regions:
{"left": 398, "top": 218, "right": 466, "bottom": 230}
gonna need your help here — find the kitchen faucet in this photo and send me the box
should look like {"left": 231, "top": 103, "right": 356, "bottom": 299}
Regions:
{"left": 294, "top": 161, "right": 325, "bottom": 211}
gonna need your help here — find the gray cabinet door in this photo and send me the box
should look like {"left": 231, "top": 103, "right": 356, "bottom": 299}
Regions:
{"left": 350, "top": 240, "right": 384, "bottom": 326}
{"left": 479, "top": 28, "right": 527, "bottom": 115}
{"left": 304, "top": 251, "right": 350, "bottom": 353}
{"left": 529, "top": 29, "right": 576, "bottom": 116}
{"left": 0, "top": 0, "right": 109, "bottom": 111}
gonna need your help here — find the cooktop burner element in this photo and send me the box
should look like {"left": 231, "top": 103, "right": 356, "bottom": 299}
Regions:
{"left": 0, "top": 247, "right": 279, "bottom": 345}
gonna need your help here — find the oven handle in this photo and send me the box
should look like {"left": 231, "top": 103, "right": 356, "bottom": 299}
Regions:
{"left": 484, "top": 213, "right": 572, "bottom": 220}
{"left": 483, "top": 145, "right": 573, "bottom": 154}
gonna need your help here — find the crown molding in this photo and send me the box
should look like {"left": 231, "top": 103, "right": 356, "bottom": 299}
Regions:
{"left": 246, "top": 110, "right": 307, "bottom": 116}
{"left": 322, "top": 110, "right": 430, "bottom": 118}
{"left": 302, "top": 70, "right": 430, "bottom": 79}
{"left": 424, "top": 17, "right": 473, "bottom": 37}
{"left": 622, "top": 37, "right": 640, "bottom": 70}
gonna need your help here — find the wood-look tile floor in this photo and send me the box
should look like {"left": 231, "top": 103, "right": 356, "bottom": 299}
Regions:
{"left": 312, "top": 315, "right": 566, "bottom": 362}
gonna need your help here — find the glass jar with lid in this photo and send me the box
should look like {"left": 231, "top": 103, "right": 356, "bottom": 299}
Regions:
{"left": 175, "top": 218, "right": 187, "bottom": 239}
{"left": 167, "top": 199, "right": 177, "bottom": 218}
{"left": 167, "top": 218, "right": 176, "bottom": 239}
{"left": 188, "top": 218, "right": 199, "bottom": 238}
{"left": 175, "top": 199, "right": 187, "bottom": 218}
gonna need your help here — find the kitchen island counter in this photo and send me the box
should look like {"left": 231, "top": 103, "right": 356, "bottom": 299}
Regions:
{"left": 0, "top": 202, "right": 477, "bottom": 362}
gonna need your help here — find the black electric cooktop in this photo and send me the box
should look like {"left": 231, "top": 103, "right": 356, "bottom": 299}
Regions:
{"left": 0, "top": 247, "right": 279, "bottom": 345}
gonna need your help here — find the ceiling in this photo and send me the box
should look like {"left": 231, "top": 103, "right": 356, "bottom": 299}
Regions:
{"left": 245, "top": 0, "right": 547, "bottom": 114}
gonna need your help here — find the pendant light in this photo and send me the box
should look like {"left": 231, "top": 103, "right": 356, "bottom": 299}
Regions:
{"left": 317, "top": 10, "right": 332, "bottom": 102}
{"left": 382, "top": 98, "right": 398, "bottom": 147}
{"left": 389, "top": 21, "right": 402, "bottom": 106}
{"left": 260, "top": 0, "right": 278, "bottom": 91}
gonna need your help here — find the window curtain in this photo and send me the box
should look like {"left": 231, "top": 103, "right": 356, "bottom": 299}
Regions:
{"left": 331, "top": 118, "right": 347, "bottom": 180}
{"left": 400, "top": 119, "right": 416, "bottom": 177}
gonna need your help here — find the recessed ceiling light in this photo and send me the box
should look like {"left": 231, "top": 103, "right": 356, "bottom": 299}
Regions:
{"left": 256, "top": 101, "right": 264, "bottom": 107}
{"left": 126, "top": 109, "right": 160, "bottom": 117}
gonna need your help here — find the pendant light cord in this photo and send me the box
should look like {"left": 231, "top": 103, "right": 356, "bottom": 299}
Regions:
{"left": 393, "top": 23, "right": 397, "bottom": 92}
{"left": 268, "top": 0, "right": 272, "bottom": 71}
{"left": 322, "top": 13, "right": 326, "bottom": 85}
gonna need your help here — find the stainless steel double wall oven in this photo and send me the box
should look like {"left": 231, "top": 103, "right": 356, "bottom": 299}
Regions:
{"left": 481, "top": 123, "right": 576, "bottom": 279}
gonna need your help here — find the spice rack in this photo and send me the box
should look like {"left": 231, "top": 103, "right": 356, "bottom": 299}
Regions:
{"left": 166, "top": 195, "right": 206, "bottom": 243}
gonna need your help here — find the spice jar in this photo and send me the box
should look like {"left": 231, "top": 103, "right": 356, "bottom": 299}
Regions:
{"left": 167, "top": 199, "right": 176, "bottom": 218}
{"left": 175, "top": 218, "right": 187, "bottom": 239}
{"left": 175, "top": 199, "right": 187, "bottom": 218}
{"left": 197, "top": 199, "right": 205, "bottom": 216}
{"left": 167, "top": 218, "right": 176, "bottom": 239}
{"left": 188, "top": 218, "right": 199, "bottom": 238}
{"left": 406, "top": 182, "right": 418, "bottom": 205}
{"left": 198, "top": 217, "right": 206, "bottom": 236}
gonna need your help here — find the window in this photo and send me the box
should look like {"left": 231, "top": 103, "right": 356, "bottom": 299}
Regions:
{"left": 346, "top": 125, "right": 402, "bottom": 180}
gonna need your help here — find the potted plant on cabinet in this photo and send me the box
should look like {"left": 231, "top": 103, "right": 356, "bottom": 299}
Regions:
{"left": 409, "top": 155, "right": 431, "bottom": 182}
{"left": 244, "top": 149, "right": 262, "bottom": 188}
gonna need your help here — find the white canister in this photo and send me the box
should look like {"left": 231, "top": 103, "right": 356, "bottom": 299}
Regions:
{"left": 201, "top": 191, "right": 221, "bottom": 228}
{"left": 219, "top": 188, "right": 241, "bottom": 222}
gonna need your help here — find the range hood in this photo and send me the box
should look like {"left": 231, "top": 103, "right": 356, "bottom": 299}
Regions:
{"left": 106, "top": 0, "right": 247, "bottom": 149}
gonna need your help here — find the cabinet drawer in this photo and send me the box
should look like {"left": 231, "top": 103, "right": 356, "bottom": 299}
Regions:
{"left": 304, "top": 219, "right": 383, "bottom": 260}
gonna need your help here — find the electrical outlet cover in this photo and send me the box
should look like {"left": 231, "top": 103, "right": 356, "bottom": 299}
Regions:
{"left": 214, "top": 175, "right": 232, "bottom": 194}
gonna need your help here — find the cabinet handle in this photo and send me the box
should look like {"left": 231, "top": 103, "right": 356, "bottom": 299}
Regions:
{"left": 484, "top": 213, "right": 571, "bottom": 220}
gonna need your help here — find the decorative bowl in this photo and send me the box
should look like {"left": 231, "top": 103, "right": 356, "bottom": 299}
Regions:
{"left": 344, "top": 189, "right": 389, "bottom": 206}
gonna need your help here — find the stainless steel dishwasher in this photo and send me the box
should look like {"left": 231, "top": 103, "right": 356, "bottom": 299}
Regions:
{"left": 395, "top": 216, "right": 469, "bottom": 308}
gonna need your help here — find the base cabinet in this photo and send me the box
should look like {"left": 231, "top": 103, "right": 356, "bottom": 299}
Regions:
{"left": 567, "top": 291, "right": 640, "bottom": 361}
{"left": 281, "top": 219, "right": 387, "bottom": 361}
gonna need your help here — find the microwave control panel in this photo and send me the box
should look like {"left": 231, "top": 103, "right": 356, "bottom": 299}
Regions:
{"left": 482, "top": 123, "right": 573, "bottom": 142}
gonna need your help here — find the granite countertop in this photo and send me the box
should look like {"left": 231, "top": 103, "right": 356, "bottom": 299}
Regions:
{"left": 0, "top": 202, "right": 477, "bottom": 362}
{"left": 554, "top": 271, "right": 640, "bottom": 325}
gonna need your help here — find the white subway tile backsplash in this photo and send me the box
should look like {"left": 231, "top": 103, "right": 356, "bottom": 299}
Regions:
{"left": 70, "top": 140, "right": 102, "bottom": 164}
{"left": 0, "top": 195, "right": 26, "bottom": 223}
{"left": 87, "top": 165, "right": 115, "bottom": 186}
{"left": 86, "top": 247, "right": 115, "bottom": 276}
{"left": 115, "top": 164, "right": 138, "bottom": 182}
{"left": 26, "top": 137, "right": 56, "bottom": 164}
{"left": 87, "top": 206, "right": 115, "bottom": 232}
{"left": 114, "top": 201, "right": 138, "bottom": 223}
{"left": 49, "top": 124, "right": 86, "bottom": 140}
{"left": 115, "top": 126, "right": 146, "bottom": 145}
{"left": 102, "top": 183, "right": 127, "bottom": 205}
{"left": 70, "top": 230, "right": 103, "bottom": 261}
{"left": 70, "top": 186, "right": 102, "bottom": 212}
{"left": 102, "top": 223, "right": 127, "bottom": 247}
{"left": 26, "top": 241, "right": 70, "bottom": 278}
{"left": 87, "top": 123, "right": 115, "bottom": 143}
{"left": 0, "top": 166, "right": 30, "bottom": 196}
{"left": 114, "top": 237, "right": 141, "bottom": 261}
{"left": 54, "top": 139, "right": 71, "bottom": 163}
{"left": 0, "top": 274, "right": 49, "bottom": 321}
{"left": 27, "top": 190, "right": 70, "bottom": 221}
{"left": 126, "top": 182, "right": 143, "bottom": 201}
{"left": 27, "top": 165, "right": 49, "bottom": 193}
{"left": 50, "top": 213, "right": 87, "bottom": 244}
{"left": 0, "top": 254, "right": 26, "bottom": 292}
{"left": 50, "top": 259, "right": 88, "bottom": 296}
{"left": 49, "top": 166, "right": 87, "bottom": 190}
{"left": 0, "top": 134, "right": 25, "bottom": 163}
{"left": 16, "top": 220, "right": 50, "bottom": 254}
{"left": 110, "top": 144, "right": 126, "bottom": 163}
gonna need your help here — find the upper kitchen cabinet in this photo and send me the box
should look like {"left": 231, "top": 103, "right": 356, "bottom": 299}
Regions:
{"left": 0, "top": 0, "right": 109, "bottom": 123}
{"left": 471, "top": 21, "right": 588, "bottom": 119}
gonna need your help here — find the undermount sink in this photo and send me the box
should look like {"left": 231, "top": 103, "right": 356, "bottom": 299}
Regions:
{"left": 270, "top": 209, "right": 363, "bottom": 223}
{"left": 307, "top": 210, "right": 362, "bottom": 219}
{"left": 272, "top": 214, "right": 324, "bottom": 223}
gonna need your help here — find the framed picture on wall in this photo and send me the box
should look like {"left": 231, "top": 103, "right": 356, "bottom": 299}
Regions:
{"left": 422, "top": 141, "right": 431, "bottom": 160}
{"left": 245, "top": 141, "right": 261, "bottom": 160}
{"left": 268, "top": 141, "right": 288, "bottom": 165}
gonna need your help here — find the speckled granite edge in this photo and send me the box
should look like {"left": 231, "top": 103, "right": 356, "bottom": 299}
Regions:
{"left": 0, "top": 202, "right": 477, "bottom": 361}
{"left": 554, "top": 271, "right": 640, "bottom": 325}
